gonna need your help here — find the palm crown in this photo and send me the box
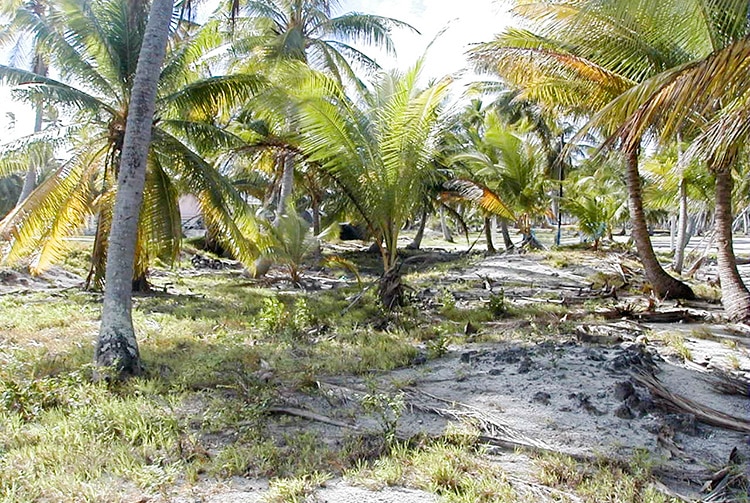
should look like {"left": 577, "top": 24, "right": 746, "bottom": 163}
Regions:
{"left": 0, "top": 0, "right": 266, "bottom": 288}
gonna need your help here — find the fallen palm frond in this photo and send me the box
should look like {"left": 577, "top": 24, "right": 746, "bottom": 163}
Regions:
{"left": 402, "top": 387, "right": 555, "bottom": 453}
{"left": 633, "top": 372, "right": 750, "bottom": 434}
{"left": 700, "top": 447, "right": 749, "bottom": 503}
{"left": 702, "top": 370, "right": 750, "bottom": 398}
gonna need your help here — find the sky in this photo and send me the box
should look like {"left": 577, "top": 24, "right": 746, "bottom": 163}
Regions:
{"left": 344, "top": 0, "right": 509, "bottom": 79}
{"left": 0, "top": 0, "right": 511, "bottom": 140}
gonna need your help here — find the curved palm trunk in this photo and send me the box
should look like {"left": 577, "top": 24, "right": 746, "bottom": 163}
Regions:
{"left": 714, "top": 165, "right": 750, "bottom": 321}
{"left": 624, "top": 147, "right": 694, "bottom": 299}
{"left": 500, "top": 218, "right": 515, "bottom": 250}
{"left": 96, "top": 0, "right": 174, "bottom": 379}
{"left": 407, "top": 208, "right": 428, "bottom": 249}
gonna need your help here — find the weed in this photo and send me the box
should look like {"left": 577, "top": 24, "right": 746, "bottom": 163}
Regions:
{"left": 361, "top": 392, "right": 405, "bottom": 449}
{"left": 439, "top": 289, "right": 457, "bottom": 313}
{"left": 265, "top": 472, "right": 331, "bottom": 503}
{"left": 488, "top": 290, "right": 507, "bottom": 317}
{"left": 533, "top": 452, "right": 675, "bottom": 503}
{"left": 426, "top": 335, "right": 450, "bottom": 359}
{"left": 661, "top": 332, "right": 693, "bottom": 361}
{"left": 347, "top": 439, "right": 516, "bottom": 502}
{"left": 727, "top": 354, "right": 741, "bottom": 370}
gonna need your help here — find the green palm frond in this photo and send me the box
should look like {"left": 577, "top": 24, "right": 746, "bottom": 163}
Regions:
{"left": 138, "top": 155, "right": 182, "bottom": 269}
{"left": 159, "top": 74, "right": 268, "bottom": 120}
{"left": 159, "top": 120, "right": 248, "bottom": 155}
{"left": 153, "top": 129, "right": 261, "bottom": 266}
{"left": 0, "top": 65, "right": 116, "bottom": 114}
{"left": 0, "top": 129, "right": 61, "bottom": 178}
{"left": 322, "top": 13, "right": 416, "bottom": 56}
{"left": 1, "top": 143, "right": 102, "bottom": 272}
{"left": 297, "top": 64, "right": 449, "bottom": 268}
{"left": 595, "top": 36, "right": 750, "bottom": 152}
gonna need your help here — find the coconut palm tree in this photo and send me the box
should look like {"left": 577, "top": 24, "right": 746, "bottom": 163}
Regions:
{"left": 448, "top": 108, "right": 549, "bottom": 250}
{"left": 0, "top": 0, "right": 55, "bottom": 205}
{"left": 640, "top": 145, "right": 714, "bottom": 272}
{"left": 295, "top": 63, "right": 450, "bottom": 308}
{"left": 593, "top": 32, "right": 750, "bottom": 320}
{"left": 468, "top": 0, "right": 706, "bottom": 299}
{"left": 563, "top": 155, "right": 629, "bottom": 249}
{"left": 0, "top": 0, "right": 54, "bottom": 205}
{"left": 0, "top": 0, "right": 265, "bottom": 291}
{"left": 225, "top": 0, "right": 413, "bottom": 276}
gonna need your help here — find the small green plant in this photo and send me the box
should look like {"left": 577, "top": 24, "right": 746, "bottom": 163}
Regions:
{"left": 488, "top": 289, "right": 507, "bottom": 317}
{"left": 662, "top": 332, "right": 693, "bottom": 361}
{"left": 265, "top": 472, "right": 331, "bottom": 503}
{"left": 426, "top": 335, "right": 450, "bottom": 359}
{"left": 727, "top": 354, "right": 741, "bottom": 370}
{"left": 361, "top": 392, "right": 405, "bottom": 449}
{"left": 257, "top": 297, "right": 288, "bottom": 335}
{"left": 255, "top": 296, "right": 311, "bottom": 340}
{"left": 439, "top": 289, "right": 457, "bottom": 313}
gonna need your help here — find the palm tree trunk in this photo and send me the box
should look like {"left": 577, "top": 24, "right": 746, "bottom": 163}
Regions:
{"left": 500, "top": 218, "right": 514, "bottom": 250}
{"left": 484, "top": 216, "right": 496, "bottom": 254}
{"left": 276, "top": 153, "right": 295, "bottom": 220}
{"left": 672, "top": 177, "right": 689, "bottom": 274}
{"left": 624, "top": 146, "right": 694, "bottom": 299}
{"left": 439, "top": 206, "right": 453, "bottom": 242}
{"left": 254, "top": 153, "right": 295, "bottom": 277}
{"left": 407, "top": 208, "right": 428, "bottom": 249}
{"left": 95, "top": 0, "right": 174, "bottom": 379}
{"left": 714, "top": 164, "right": 750, "bottom": 321}
{"left": 16, "top": 56, "right": 47, "bottom": 205}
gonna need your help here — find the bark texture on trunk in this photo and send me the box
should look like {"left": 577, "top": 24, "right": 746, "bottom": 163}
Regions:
{"left": 624, "top": 147, "right": 694, "bottom": 299}
{"left": 96, "top": 0, "right": 175, "bottom": 379}
{"left": 714, "top": 166, "right": 750, "bottom": 322}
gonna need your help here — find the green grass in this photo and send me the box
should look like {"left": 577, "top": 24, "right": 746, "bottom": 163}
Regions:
{"left": 0, "top": 244, "right": 706, "bottom": 501}
{"left": 347, "top": 437, "right": 518, "bottom": 502}
{"left": 0, "top": 265, "right": 427, "bottom": 501}
{"left": 533, "top": 452, "right": 678, "bottom": 503}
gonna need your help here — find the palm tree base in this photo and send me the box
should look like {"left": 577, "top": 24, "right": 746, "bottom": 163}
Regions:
{"left": 379, "top": 268, "right": 405, "bottom": 310}
{"left": 94, "top": 328, "right": 143, "bottom": 381}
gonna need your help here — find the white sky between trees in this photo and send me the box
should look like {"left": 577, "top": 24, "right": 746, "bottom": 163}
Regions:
{"left": 0, "top": 0, "right": 510, "bottom": 140}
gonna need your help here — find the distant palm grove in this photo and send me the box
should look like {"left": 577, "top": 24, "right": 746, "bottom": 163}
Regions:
{"left": 2, "top": 0, "right": 750, "bottom": 377}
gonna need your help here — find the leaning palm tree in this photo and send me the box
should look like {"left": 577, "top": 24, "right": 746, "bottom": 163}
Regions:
{"left": 468, "top": 0, "right": 709, "bottom": 299}
{"left": 0, "top": 0, "right": 265, "bottom": 291}
{"left": 296, "top": 63, "right": 451, "bottom": 308}
{"left": 592, "top": 32, "right": 750, "bottom": 320}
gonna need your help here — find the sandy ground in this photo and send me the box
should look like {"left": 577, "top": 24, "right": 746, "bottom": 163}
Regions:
{"left": 2, "top": 248, "right": 749, "bottom": 502}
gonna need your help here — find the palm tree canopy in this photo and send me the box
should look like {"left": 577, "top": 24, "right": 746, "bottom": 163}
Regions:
{"left": 295, "top": 61, "right": 450, "bottom": 268}
{"left": 228, "top": 0, "right": 416, "bottom": 88}
{"left": 0, "top": 0, "right": 266, "bottom": 284}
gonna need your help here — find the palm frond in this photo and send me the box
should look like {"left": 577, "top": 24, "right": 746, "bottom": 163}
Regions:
{"left": 443, "top": 179, "right": 515, "bottom": 221}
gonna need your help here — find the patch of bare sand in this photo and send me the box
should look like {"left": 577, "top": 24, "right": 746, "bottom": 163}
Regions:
{"left": 0, "top": 265, "right": 83, "bottom": 294}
